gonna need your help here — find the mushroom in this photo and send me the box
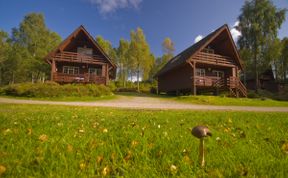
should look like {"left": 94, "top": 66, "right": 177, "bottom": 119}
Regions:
{"left": 191, "top": 125, "right": 212, "bottom": 167}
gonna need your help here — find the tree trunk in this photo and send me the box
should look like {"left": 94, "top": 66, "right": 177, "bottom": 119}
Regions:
{"left": 137, "top": 64, "right": 140, "bottom": 93}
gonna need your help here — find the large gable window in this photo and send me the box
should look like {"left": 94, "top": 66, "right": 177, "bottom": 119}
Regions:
{"left": 63, "top": 66, "right": 79, "bottom": 75}
{"left": 77, "top": 47, "right": 93, "bottom": 56}
{"left": 88, "top": 68, "right": 102, "bottom": 76}
{"left": 196, "top": 68, "right": 205, "bottom": 77}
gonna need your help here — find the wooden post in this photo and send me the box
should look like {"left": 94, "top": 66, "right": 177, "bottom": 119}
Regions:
{"left": 101, "top": 65, "right": 106, "bottom": 77}
{"left": 51, "top": 59, "right": 56, "bottom": 81}
{"left": 106, "top": 64, "right": 109, "bottom": 85}
{"left": 188, "top": 60, "right": 197, "bottom": 96}
{"left": 193, "top": 62, "right": 196, "bottom": 95}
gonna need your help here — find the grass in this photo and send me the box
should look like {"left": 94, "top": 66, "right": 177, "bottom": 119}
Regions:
{"left": 175, "top": 95, "right": 288, "bottom": 107}
{"left": 0, "top": 95, "right": 117, "bottom": 102}
{"left": 1, "top": 104, "right": 288, "bottom": 177}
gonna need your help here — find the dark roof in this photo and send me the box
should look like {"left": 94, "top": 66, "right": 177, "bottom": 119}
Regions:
{"left": 45, "top": 25, "right": 116, "bottom": 69}
{"left": 155, "top": 24, "right": 242, "bottom": 77}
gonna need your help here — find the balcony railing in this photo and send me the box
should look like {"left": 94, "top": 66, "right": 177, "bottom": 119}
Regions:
{"left": 194, "top": 76, "right": 222, "bottom": 87}
{"left": 53, "top": 72, "right": 106, "bottom": 84}
{"left": 51, "top": 51, "right": 106, "bottom": 64}
{"left": 192, "top": 52, "right": 235, "bottom": 66}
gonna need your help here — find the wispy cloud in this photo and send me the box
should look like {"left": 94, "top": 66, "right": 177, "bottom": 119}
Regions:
{"left": 230, "top": 21, "right": 241, "bottom": 42}
{"left": 88, "top": 0, "right": 142, "bottom": 14}
{"left": 194, "top": 35, "right": 203, "bottom": 43}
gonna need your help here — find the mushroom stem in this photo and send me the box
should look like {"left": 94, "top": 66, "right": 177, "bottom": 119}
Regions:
{"left": 199, "top": 138, "right": 205, "bottom": 167}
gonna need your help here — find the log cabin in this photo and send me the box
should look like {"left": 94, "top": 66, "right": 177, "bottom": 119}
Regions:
{"left": 45, "top": 25, "right": 116, "bottom": 85}
{"left": 155, "top": 24, "right": 247, "bottom": 97}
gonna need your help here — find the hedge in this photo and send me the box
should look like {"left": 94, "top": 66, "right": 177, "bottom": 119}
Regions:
{"left": 1, "top": 82, "right": 112, "bottom": 98}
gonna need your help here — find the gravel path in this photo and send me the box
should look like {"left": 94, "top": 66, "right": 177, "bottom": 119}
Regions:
{"left": 0, "top": 96, "right": 288, "bottom": 112}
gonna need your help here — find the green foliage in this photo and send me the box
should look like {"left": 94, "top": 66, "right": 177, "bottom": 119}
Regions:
{"left": 129, "top": 28, "right": 154, "bottom": 90}
{"left": 237, "top": 0, "right": 286, "bottom": 90}
{"left": 162, "top": 37, "right": 175, "bottom": 56}
{"left": 117, "top": 39, "right": 130, "bottom": 87}
{"left": 0, "top": 30, "right": 11, "bottom": 85}
{"left": 96, "top": 35, "right": 117, "bottom": 63}
{"left": 0, "top": 104, "right": 288, "bottom": 177}
{"left": 1, "top": 13, "right": 61, "bottom": 85}
{"left": 1, "top": 82, "right": 112, "bottom": 98}
{"left": 279, "top": 38, "right": 288, "bottom": 81}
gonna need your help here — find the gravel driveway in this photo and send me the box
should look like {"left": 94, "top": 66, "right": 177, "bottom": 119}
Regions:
{"left": 1, "top": 96, "right": 288, "bottom": 112}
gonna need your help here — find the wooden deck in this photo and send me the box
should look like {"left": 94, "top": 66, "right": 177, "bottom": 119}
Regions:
{"left": 193, "top": 76, "right": 247, "bottom": 97}
{"left": 52, "top": 72, "right": 106, "bottom": 84}
{"left": 52, "top": 51, "right": 106, "bottom": 65}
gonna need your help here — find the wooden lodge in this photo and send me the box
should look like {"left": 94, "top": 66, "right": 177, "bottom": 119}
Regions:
{"left": 45, "top": 25, "right": 116, "bottom": 85}
{"left": 155, "top": 24, "right": 247, "bottom": 97}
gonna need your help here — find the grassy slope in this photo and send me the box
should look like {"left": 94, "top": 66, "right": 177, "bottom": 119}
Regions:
{"left": 174, "top": 95, "right": 288, "bottom": 107}
{"left": 1, "top": 104, "right": 288, "bottom": 177}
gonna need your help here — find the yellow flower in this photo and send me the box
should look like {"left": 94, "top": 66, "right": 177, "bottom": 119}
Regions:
{"left": 102, "top": 166, "right": 110, "bottom": 176}
{"left": 27, "top": 128, "right": 32, "bottom": 135}
{"left": 102, "top": 128, "right": 108, "bottom": 133}
{"left": 38, "top": 134, "right": 48, "bottom": 142}
{"left": 0, "top": 165, "right": 6, "bottom": 176}
{"left": 79, "top": 162, "right": 86, "bottom": 170}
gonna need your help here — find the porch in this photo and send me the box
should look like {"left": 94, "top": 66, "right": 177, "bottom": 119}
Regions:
{"left": 52, "top": 72, "right": 107, "bottom": 84}
{"left": 193, "top": 76, "right": 247, "bottom": 97}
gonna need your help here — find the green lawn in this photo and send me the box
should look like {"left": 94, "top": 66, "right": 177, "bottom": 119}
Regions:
{"left": 0, "top": 94, "right": 117, "bottom": 102}
{"left": 174, "top": 95, "right": 288, "bottom": 107}
{"left": 0, "top": 104, "right": 288, "bottom": 177}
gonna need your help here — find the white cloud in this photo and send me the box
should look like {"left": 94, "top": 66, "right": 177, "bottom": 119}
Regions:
{"left": 194, "top": 35, "right": 203, "bottom": 43}
{"left": 89, "top": 0, "right": 142, "bottom": 14}
{"left": 230, "top": 21, "right": 241, "bottom": 42}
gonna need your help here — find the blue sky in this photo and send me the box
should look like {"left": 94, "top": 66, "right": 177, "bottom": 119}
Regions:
{"left": 0, "top": 0, "right": 288, "bottom": 57}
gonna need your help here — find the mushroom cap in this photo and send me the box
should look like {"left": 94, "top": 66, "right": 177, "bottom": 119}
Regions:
{"left": 191, "top": 125, "right": 212, "bottom": 139}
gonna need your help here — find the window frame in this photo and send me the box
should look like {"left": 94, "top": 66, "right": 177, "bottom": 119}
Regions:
{"left": 196, "top": 68, "right": 205, "bottom": 77}
{"left": 63, "top": 66, "right": 79, "bottom": 75}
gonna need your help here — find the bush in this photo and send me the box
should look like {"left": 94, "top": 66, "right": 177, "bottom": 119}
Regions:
{"left": 1, "top": 82, "right": 112, "bottom": 98}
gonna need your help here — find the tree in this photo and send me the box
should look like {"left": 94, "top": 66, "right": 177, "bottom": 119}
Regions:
{"left": 280, "top": 38, "right": 288, "bottom": 81}
{"left": 0, "top": 30, "right": 11, "bottom": 85}
{"left": 237, "top": 0, "right": 286, "bottom": 91}
{"left": 128, "top": 28, "right": 153, "bottom": 91}
{"left": 162, "top": 37, "right": 175, "bottom": 56}
{"left": 8, "top": 13, "right": 61, "bottom": 83}
{"left": 95, "top": 35, "right": 117, "bottom": 63}
{"left": 117, "top": 38, "right": 130, "bottom": 87}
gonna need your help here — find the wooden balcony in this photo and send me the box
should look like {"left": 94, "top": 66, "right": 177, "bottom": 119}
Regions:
{"left": 194, "top": 76, "right": 223, "bottom": 87}
{"left": 51, "top": 51, "right": 106, "bottom": 65}
{"left": 192, "top": 52, "right": 236, "bottom": 67}
{"left": 53, "top": 72, "right": 107, "bottom": 84}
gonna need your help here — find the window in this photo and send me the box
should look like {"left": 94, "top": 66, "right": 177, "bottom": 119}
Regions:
{"left": 212, "top": 70, "right": 224, "bottom": 78}
{"left": 196, "top": 68, "right": 205, "bottom": 77}
{"left": 89, "top": 67, "right": 102, "bottom": 76}
{"left": 77, "top": 47, "right": 93, "bottom": 56}
{"left": 63, "top": 66, "right": 79, "bottom": 75}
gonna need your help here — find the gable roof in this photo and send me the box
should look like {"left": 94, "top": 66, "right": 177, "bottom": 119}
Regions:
{"left": 155, "top": 24, "right": 243, "bottom": 77}
{"left": 45, "top": 25, "right": 116, "bottom": 68}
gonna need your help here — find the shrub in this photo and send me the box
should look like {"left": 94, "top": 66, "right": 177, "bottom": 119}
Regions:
{"left": 1, "top": 82, "right": 112, "bottom": 98}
